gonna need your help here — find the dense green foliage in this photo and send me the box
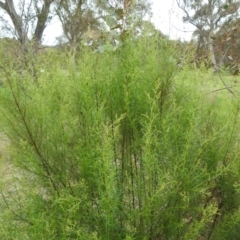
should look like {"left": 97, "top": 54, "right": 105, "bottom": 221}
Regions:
{"left": 0, "top": 36, "right": 240, "bottom": 239}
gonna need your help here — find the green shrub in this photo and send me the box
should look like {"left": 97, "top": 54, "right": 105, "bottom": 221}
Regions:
{"left": 0, "top": 35, "right": 240, "bottom": 239}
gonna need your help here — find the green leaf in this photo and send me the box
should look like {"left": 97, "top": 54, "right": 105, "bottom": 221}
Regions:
{"left": 115, "top": 8, "right": 124, "bottom": 19}
{"left": 110, "top": 24, "right": 122, "bottom": 30}
{"left": 223, "top": 4, "right": 229, "bottom": 9}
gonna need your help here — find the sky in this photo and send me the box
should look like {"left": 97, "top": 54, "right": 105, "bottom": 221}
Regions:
{"left": 41, "top": 0, "right": 196, "bottom": 45}
{"left": 151, "top": 0, "right": 195, "bottom": 41}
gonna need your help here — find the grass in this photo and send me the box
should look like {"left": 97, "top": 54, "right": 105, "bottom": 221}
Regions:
{"left": 0, "top": 36, "right": 240, "bottom": 239}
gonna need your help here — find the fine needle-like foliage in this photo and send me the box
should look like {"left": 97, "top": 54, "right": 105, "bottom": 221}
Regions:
{"left": 0, "top": 34, "right": 240, "bottom": 239}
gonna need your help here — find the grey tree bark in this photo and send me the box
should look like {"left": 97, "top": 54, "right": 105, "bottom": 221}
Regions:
{"left": 0, "top": 0, "right": 55, "bottom": 52}
{"left": 176, "top": 0, "right": 240, "bottom": 72}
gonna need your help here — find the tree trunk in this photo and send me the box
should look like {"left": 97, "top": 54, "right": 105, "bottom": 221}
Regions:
{"left": 34, "top": 0, "right": 54, "bottom": 45}
{"left": 0, "top": 0, "right": 55, "bottom": 83}
{"left": 0, "top": 0, "right": 29, "bottom": 51}
{"left": 0, "top": 0, "right": 54, "bottom": 52}
{"left": 204, "top": 36, "right": 219, "bottom": 72}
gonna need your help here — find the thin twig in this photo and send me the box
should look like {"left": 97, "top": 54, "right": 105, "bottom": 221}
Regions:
{"left": 206, "top": 86, "right": 233, "bottom": 94}
{"left": 0, "top": 189, "right": 34, "bottom": 226}
{"left": 216, "top": 71, "right": 234, "bottom": 95}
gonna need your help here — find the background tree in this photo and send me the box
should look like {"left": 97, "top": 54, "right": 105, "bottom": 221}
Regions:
{"left": 176, "top": 0, "right": 240, "bottom": 71}
{"left": 95, "top": 0, "right": 152, "bottom": 44}
{"left": 213, "top": 18, "right": 240, "bottom": 74}
{"left": 0, "top": 0, "right": 56, "bottom": 82}
{"left": 0, "top": 0, "right": 56, "bottom": 53}
{"left": 55, "top": 0, "right": 101, "bottom": 59}
{"left": 54, "top": 0, "right": 152, "bottom": 55}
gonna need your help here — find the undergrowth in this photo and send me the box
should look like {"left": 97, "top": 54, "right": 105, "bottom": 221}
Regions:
{"left": 0, "top": 36, "right": 240, "bottom": 239}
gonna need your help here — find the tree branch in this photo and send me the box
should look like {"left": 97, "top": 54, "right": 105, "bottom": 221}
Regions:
{"left": 34, "top": 0, "right": 54, "bottom": 43}
{"left": 0, "top": 1, "right": 6, "bottom": 10}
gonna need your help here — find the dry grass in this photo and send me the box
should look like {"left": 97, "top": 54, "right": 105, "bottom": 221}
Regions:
{"left": 0, "top": 133, "right": 13, "bottom": 181}
{"left": 0, "top": 133, "right": 10, "bottom": 157}
{"left": 0, "top": 134, "right": 27, "bottom": 194}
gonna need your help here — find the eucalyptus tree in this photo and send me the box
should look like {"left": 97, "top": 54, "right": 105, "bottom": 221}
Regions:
{"left": 55, "top": 0, "right": 101, "bottom": 58}
{"left": 55, "top": 0, "right": 152, "bottom": 55}
{"left": 213, "top": 18, "right": 240, "bottom": 73}
{"left": 95, "top": 0, "right": 152, "bottom": 44}
{"left": 176, "top": 0, "right": 240, "bottom": 71}
{"left": 0, "top": 0, "right": 56, "bottom": 83}
{"left": 0, "top": 0, "right": 56, "bottom": 53}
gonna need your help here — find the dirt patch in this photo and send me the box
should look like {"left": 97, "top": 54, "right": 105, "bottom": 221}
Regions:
{"left": 0, "top": 133, "right": 10, "bottom": 158}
